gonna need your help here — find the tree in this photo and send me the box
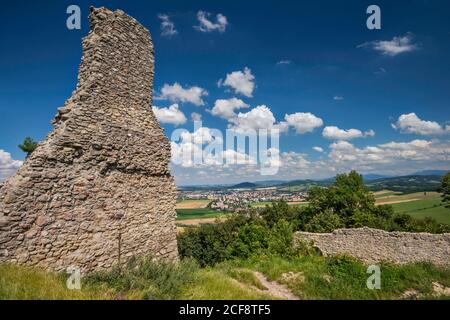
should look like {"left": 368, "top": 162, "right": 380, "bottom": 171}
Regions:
{"left": 307, "top": 170, "right": 375, "bottom": 220}
{"left": 441, "top": 172, "right": 450, "bottom": 208}
{"left": 18, "top": 137, "right": 38, "bottom": 157}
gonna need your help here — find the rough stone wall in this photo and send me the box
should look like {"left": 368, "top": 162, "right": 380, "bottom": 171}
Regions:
{"left": 0, "top": 7, "right": 178, "bottom": 272}
{"left": 295, "top": 228, "right": 450, "bottom": 266}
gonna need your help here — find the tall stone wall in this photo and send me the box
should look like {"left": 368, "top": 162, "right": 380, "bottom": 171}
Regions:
{"left": 295, "top": 228, "right": 450, "bottom": 266}
{"left": 0, "top": 7, "right": 178, "bottom": 272}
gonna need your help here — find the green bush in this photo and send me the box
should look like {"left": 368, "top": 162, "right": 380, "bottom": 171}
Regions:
{"left": 177, "top": 215, "right": 249, "bottom": 266}
{"left": 305, "top": 209, "right": 344, "bottom": 233}
{"left": 232, "top": 223, "right": 268, "bottom": 259}
{"left": 267, "top": 219, "right": 294, "bottom": 256}
{"left": 84, "top": 256, "right": 198, "bottom": 300}
{"left": 178, "top": 215, "right": 302, "bottom": 266}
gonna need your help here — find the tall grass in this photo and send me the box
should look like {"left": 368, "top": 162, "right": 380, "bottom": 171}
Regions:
{"left": 84, "top": 256, "right": 199, "bottom": 300}
{"left": 0, "top": 264, "right": 112, "bottom": 300}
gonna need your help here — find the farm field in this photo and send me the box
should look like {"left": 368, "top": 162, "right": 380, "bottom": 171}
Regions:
{"left": 176, "top": 208, "right": 227, "bottom": 220}
{"left": 391, "top": 198, "right": 450, "bottom": 225}
{"left": 176, "top": 199, "right": 211, "bottom": 209}
{"left": 375, "top": 191, "right": 440, "bottom": 205}
{"left": 374, "top": 191, "right": 449, "bottom": 225}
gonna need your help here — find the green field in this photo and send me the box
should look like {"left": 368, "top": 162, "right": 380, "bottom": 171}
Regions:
{"left": 176, "top": 208, "right": 227, "bottom": 220}
{"left": 391, "top": 198, "right": 450, "bottom": 225}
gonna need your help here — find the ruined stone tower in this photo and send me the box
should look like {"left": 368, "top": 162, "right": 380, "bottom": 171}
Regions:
{"left": 0, "top": 7, "right": 178, "bottom": 272}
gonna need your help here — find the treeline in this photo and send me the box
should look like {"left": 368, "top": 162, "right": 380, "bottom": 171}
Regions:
{"left": 178, "top": 171, "right": 450, "bottom": 267}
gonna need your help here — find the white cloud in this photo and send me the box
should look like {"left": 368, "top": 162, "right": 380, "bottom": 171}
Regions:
{"left": 229, "top": 105, "right": 276, "bottom": 133}
{"left": 375, "top": 67, "right": 387, "bottom": 75}
{"left": 333, "top": 96, "right": 344, "bottom": 101}
{"left": 155, "top": 83, "right": 208, "bottom": 106}
{"left": 0, "top": 150, "right": 23, "bottom": 182}
{"left": 179, "top": 127, "right": 220, "bottom": 145}
{"left": 210, "top": 98, "right": 249, "bottom": 120}
{"left": 358, "top": 33, "right": 418, "bottom": 56}
{"left": 152, "top": 104, "right": 187, "bottom": 126}
{"left": 392, "top": 113, "right": 450, "bottom": 136}
{"left": 322, "top": 126, "right": 375, "bottom": 140}
{"left": 219, "top": 67, "right": 255, "bottom": 97}
{"left": 284, "top": 112, "right": 324, "bottom": 134}
{"left": 223, "top": 106, "right": 322, "bottom": 135}
{"left": 313, "top": 146, "right": 324, "bottom": 153}
{"left": 328, "top": 139, "right": 449, "bottom": 169}
{"left": 194, "top": 11, "right": 228, "bottom": 33}
{"left": 223, "top": 149, "right": 257, "bottom": 165}
{"left": 171, "top": 137, "right": 450, "bottom": 185}
{"left": 191, "top": 112, "right": 202, "bottom": 122}
{"left": 276, "top": 60, "right": 291, "bottom": 65}
{"left": 157, "top": 14, "right": 178, "bottom": 37}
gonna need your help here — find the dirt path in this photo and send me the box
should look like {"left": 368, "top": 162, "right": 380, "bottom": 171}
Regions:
{"left": 253, "top": 272, "right": 299, "bottom": 300}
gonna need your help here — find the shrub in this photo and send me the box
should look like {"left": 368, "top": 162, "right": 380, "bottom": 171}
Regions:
{"left": 177, "top": 215, "right": 248, "bottom": 267}
{"left": 232, "top": 223, "right": 268, "bottom": 259}
{"left": 84, "top": 256, "right": 198, "bottom": 300}
{"left": 268, "top": 219, "right": 294, "bottom": 256}
{"left": 305, "top": 209, "right": 344, "bottom": 233}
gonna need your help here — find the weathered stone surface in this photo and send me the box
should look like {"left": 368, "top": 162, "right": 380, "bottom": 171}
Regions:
{"left": 0, "top": 7, "right": 178, "bottom": 272}
{"left": 295, "top": 228, "right": 450, "bottom": 266}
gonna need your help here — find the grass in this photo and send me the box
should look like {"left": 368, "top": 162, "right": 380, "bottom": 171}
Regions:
{"left": 391, "top": 198, "right": 450, "bottom": 224}
{"left": 0, "top": 264, "right": 113, "bottom": 300}
{"left": 372, "top": 191, "right": 449, "bottom": 225}
{"left": 180, "top": 269, "right": 273, "bottom": 300}
{"left": 176, "top": 208, "right": 227, "bottom": 220}
{"left": 1, "top": 254, "right": 450, "bottom": 300}
{"left": 222, "top": 255, "right": 450, "bottom": 300}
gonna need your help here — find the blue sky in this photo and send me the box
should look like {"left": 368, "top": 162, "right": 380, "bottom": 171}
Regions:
{"left": 0, "top": 0, "right": 449, "bottom": 185}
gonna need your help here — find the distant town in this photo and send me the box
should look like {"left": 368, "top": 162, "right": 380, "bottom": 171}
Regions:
{"left": 178, "top": 188, "right": 307, "bottom": 212}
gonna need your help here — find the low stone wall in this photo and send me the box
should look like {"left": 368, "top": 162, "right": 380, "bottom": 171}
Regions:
{"left": 294, "top": 228, "right": 450, "bottom": 266}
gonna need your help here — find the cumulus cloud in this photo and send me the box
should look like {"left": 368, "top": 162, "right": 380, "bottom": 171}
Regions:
{"left": 0, "top": 150, "right": 23, "bottom": 182}
{"left": 210, "top": 98, "right": 249, "bottom": 120}
{"left": 358, "top": 33, "right": 418, "bottom": 56}
{"left": 191, "top": 112, "right": 202, "bottom": 122}
{"left": 155, "top": 83, "right": 208, "bottom": 106}
{"left": 283, "top": 112, "right": 324, "bottom": 134}
{"left": 171, "top": 126, "right": 264, "bottom": 168}
{"left": 194, "top": 11, "right": 228, "bottom": 33}
{"left": 219, "top": 67, "right": 255, "bottom": 97}
{"left": 228, "top": 105, "right": 277, "bottom": 133}
{"left": 171, "top": 136, "right": 450, "bottom": 185}
{"left": 171, "top": 127, "right": 223, "bottom": 167}
{"left": 152, "top": 104, "right": 187, "bottom": 126}
{"left": 222, "top": 106, "right": 322, "bottom": 136}
{"left": 328, "top": 139, "right": 449, "bottom": 169}
{"left": 313, "top": 146, "right": 324, "bottom": 153}
{"left": 158, "top": 14, "right": 178, "bottom": 37}
{"left": 322, "top": 126, "right": 375, "bottom": 140}
{"left": 392, "top": 113, "right": 450, "bottom": 136}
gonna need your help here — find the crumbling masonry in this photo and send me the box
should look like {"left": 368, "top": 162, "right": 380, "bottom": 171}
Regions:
{"left": 0, "top": 7, "right": 178, "bottom": 272}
